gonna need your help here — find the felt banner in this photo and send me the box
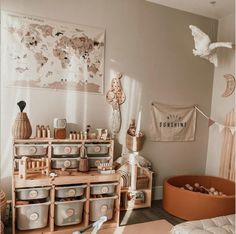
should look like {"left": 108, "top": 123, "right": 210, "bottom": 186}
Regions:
{"left": 151, "top": 102, "right": 197, "bottom": 141}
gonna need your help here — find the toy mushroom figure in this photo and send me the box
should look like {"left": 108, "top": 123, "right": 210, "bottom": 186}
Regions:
{"left": 106, "top": 73, "right": 126, "bottom": 136}
{"left": 12, "top": 100, "right": 32, "bottom": 139}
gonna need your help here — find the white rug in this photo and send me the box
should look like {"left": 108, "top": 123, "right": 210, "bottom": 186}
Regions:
{"left": 95, "top": 220, "right": 173, "bottom": 234}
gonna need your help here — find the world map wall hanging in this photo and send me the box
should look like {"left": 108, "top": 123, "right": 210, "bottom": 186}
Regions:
{"left": 2, "top": 12, "right": 105, "bottom": 94}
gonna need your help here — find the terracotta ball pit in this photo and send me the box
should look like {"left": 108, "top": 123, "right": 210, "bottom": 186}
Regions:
{"left": 163, "top": 175, "right": 235, "bottom": 220}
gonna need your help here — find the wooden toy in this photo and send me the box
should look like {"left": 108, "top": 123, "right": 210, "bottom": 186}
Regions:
{"left": 79, "top": 158, "right": 89, "bottom": 172}
{"left": 96, "top": 129, "right": 109, "bottom": 140}
{"left": 79, "top": 145, "right": 89, "bottom": 172}
{"left": 96, "top": 128, "right": 103, "bottom": 139}
{"left": 97, "top": 162, "right": 113, "bottom": 171}
{"left": 69, "top": 131, "right": 89, "bottom": 140}
{"left": 80, "top": 131, "right": 84, "bottom": 140}
{"left": 183, "top": 183, "right": 226, "bottom": 196}
{"left": 101, "top": 129, "right": 108, "bottom": 140}
{"left": 42, "top": 126, "right": 46, "bottom": 138}
{"left": 89, "top": 133, "right": 97, "bottom": 139}
{"left": 97, "top": 162, "right": 115, "bottom": 174}
{"left": 127, "top": 190, "right": 145, "bottom": 205}
{"left": 127, "top": 119, "right": 136, "bottom": 136}
{"left": 36, "top": 125, "right": 41, "bottom": 138}
{"left": 36, "top": 125, "right": 51, "bottom": 139}
{"left": 18, "top": 157, "right": 28, "bottom": 180}
{"left": 18, "top": 157, "right": 49, "bottom": 179}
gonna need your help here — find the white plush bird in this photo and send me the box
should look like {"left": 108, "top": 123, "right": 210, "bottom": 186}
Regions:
{"left": 189, "top": 25, "right": 233, "bottom": 66}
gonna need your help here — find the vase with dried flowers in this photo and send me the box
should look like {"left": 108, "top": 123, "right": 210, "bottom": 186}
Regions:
{"left": 12, "top": 101, "right": 32, "bottom": 139}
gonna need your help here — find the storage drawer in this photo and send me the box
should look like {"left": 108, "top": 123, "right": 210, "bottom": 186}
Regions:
{"left": 85, "top": 144, "right": 110, "bottom": 156}
{"left": 16, "top": 202, "right": 50, "bottom": 230}
{"left": 55, "top": 185, "right": 86, "bottom": 198}
{"left": 51, "top": 158, "right": 79, "bottom": 169}
{"left": 16, "top": 187, "right": 50, "bottom": 200}
{"left": 52, "top": 144, "right": 81, "bottom": 156}
{"left": 14, "top": 144, "right": 48, "bottom": 156}
{"left": 89, "top": 196, "right": 117, "bottom": 221}
{"left": 90, "top": 183, "right": 118, "bottom": 195}
{"left": 88, "top": 156, "right": 111, "bottom": 168}
{"left": 55, "top": 199, "right": 85, "bottom": 226}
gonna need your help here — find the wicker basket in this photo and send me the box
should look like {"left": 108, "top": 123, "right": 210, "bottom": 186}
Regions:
{"left": 0, "top": 190, "right": 6, "bottom": 221}
{"left": 12, "top": 112, "right": 32, "bottom": 139}
{"left": 126, "top": 133, "right": 144, "bottom": 152}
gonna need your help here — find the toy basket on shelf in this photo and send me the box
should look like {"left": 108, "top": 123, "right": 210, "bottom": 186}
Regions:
{"left": 126, "top": 133, "right": 144, "bottom": 152}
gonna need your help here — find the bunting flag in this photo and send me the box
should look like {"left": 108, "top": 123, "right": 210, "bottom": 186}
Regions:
{"left": 208, "top": 118, "right": 215, "bottom": 127}
{"left": 216, "top": 123, "right": 225, "bottom": 133}
{"left": 195, "top": 106, "right": 236, "bottom": 135}
{"left": 229, "top": 127, "right": 236, "bottom": 135}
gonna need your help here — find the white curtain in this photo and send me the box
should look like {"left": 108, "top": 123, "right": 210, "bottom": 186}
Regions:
{"left": 219, "top": 109, "right": 235, "bottom": 181}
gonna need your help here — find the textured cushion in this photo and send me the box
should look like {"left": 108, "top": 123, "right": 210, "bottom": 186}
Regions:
{"left": 171, "top": 214, "right": 235, "bottom": 234}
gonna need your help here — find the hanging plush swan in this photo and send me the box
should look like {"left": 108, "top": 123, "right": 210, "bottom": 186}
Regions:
{"left": 189, "top": 25, "right": 233, "bottom": 67}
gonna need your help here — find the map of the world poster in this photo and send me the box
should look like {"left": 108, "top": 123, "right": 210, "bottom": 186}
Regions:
{"left": 2, "top": 12, "right": 105, "bottom": 93}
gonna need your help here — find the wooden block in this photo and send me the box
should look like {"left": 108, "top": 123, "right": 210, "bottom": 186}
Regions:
{"left": 18, "top": 157, "right": 28, "bottom": 180}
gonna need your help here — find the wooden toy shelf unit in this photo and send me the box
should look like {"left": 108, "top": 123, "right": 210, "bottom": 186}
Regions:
{"left": 120, "top": 168, "right": 153, "bottom": 211}
{"left": 12, "top": 138, "right": 121, "bottom": 234}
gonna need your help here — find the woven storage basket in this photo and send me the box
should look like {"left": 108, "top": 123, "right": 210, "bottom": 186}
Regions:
{"left": 1, "top": 221, "right": 4, "bottom": 234}
{"left": 126, "top": 133, "right": 144, "bottom": 152}
{"left": 12, "top": 112, "right": 32, "bottom": 139}
{"left": 0, "top": 190, "right": 6, "bottom": 221}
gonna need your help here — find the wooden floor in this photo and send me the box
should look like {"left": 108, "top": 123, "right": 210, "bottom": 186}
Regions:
{"left": 5, "top": 200, "right": 184, "bottom": 234}
{"left": 120, "top": 200, "right": 184, "bottom": 226}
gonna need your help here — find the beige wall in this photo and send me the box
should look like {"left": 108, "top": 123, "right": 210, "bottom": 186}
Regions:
{"left": 206, "top": 14, "right": 235, "bottom": 176}
{"left": 1, "top": 0, "right": 217, "bottom": 197}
